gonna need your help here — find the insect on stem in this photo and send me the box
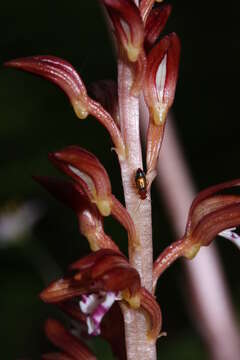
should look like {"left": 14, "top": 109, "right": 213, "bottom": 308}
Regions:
{"left": 135, "top": 168, "right": 148, "bottom": 200}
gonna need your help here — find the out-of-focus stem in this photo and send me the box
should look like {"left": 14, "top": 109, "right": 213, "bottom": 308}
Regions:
{"left": 151, "top": 115, "right": 240, "bottom": 360}
{"left": 118, "top": 60, "right": 156, "bottom": 360}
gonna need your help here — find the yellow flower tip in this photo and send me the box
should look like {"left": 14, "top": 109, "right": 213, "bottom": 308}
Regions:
{"left": 126, "top": 44, "right": 141, "bottom": 62}
{"left": 73, "top": 100, "right": 89, "bottom": 119}
{"left": 183, "top": 243, "right": 201, "bottom": 260}
{"left": 122, "top": 289, "right": 141, "bottom": 309}
{"left": 96, "top": 198, "right": 112, "bottom": 217}
{"left": 152, "top": 104, "right": 168, "bottom": 126}
{"left": 111, "top": 145, "right": 126, "bottom": 162}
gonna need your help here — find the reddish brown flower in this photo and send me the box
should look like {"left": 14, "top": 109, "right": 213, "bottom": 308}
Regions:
{"left": 40, "top": 249, "right": 141, "bottom": 336}
{"left": 34, "top": 176, "right": 119, "bottom": 252}
{"left": 144, "top": 33, "right": 180, "bottom": 174}
{"left": 49, "top": 146, "right": 113, "bottom": 217}
{"left": 46, "top": 145, "right": 138, "bottom": 248}
{"left": 153, "top": 179, "right": 240, "bottom": 288}
{"left": 144, "top": 33, "right": 180, "bottom": 127}
{"left": 5, "top": 56, "right": 125, "bottom": 159}
{"left": 103, "top": 0, "right": 144, "bottom": 62}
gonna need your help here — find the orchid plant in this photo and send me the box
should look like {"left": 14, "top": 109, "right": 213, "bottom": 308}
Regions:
{"left": 4, "top": 0, "right": 240, "bottom": 359}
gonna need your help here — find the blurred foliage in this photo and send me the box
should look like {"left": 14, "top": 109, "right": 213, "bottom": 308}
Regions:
{"left": 0, "top": 1, "right": 240, "bottom": 359}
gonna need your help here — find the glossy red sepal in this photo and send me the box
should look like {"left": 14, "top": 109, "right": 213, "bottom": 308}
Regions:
{"left": 34, "top": 176, "right": 119, "bottom": 252}
{"left": 153, "top": 179, "right": 240, "bottom": 288}
{"left": 103, "top": 0, "right": 144, "bottom": 63}
{"left": 48, "top": 146, "right": 112, "bottom": 217}
{"left": 5, "top": 56, "right": 89, "bottom": 119}
{"left": 42, "top": 318, "right": 96, "bottom": 360}
{"left": 144, "top": 33, "right": 180, "bottom": 174}
{"left": 40, "top": 249, "right": 141, "bottom": 305}
{"left": 144, "top": 4, "right": 172, "bottom": 51}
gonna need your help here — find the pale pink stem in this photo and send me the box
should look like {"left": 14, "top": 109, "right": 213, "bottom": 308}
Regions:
{"left": 144, "top": 111, "right": 240, "bottom": 359}
{"left": 117, "top": 60, "right": 156, "bottom": 359}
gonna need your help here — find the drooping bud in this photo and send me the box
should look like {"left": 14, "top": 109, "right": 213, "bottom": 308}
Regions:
{"left": 34, "top": 176, "right": 119, "bottom": 252}
{"left": 153, "top": 179, "right": 240, "bottom": 288}
{"left": 5, "top": 56, "right": 89, "bottom": 119}
{"left": 144, "top": 4, "right": 172, "bottom": 51}
{"left": 5, "top": 56, "right": 125, "bottom": 159}
{"left": 43, "top": 318, "right": 96, "bottom": 360}
{"left": 48, "top": 146, "right": 113, "bottom": 217}
{"left": 103, "top": 0, "right": 144, "bottom": 62}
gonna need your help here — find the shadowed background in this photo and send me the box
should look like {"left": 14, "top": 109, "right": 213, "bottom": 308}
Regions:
{"left": 0, "top": 1, "right": 239, "bottom": 359}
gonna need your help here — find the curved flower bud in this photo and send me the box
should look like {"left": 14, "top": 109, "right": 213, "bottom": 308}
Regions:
{"left": 42, "top": 318, "right": 96, "bottom": 360}
{"left": 5, "top": 56, "right": 125, "bottom": 159}
{"left": 5, "top": 56, "right": 89, "bottom": 119}
{"left": 144, "top": 33, "right": 180, "bottom": 174}
{"left": 153, "top": 179, "right": 240, "bottom": 288}
{"left": 34, "top": 176, "right": 119, "bottom": 252}
{"left": 139, "top": 287, "right": 163, "bottom": 341}
{"left": 48, "top": 146, "right": 112, "bottom": 217}
{"left": 40, "top": 249, "right": 141, "bottom": 336}
{"left": 144, "top": 4, "right": 172, "bottom": 51}
{"left": 103, "top": 0, "right": 144, "bottom": 62}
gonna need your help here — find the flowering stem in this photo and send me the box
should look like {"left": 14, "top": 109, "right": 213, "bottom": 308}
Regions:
{"left": 117, "top": 59, "right": 156, "bottom": 360}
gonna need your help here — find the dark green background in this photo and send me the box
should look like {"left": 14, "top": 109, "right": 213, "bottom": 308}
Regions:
{"left": 0, "top": 1, "right": 239, "bottom": 359}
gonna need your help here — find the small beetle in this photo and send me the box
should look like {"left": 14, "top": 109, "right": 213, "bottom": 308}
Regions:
{"left": 135, "top": 168, "right": 147, "bottom": 200}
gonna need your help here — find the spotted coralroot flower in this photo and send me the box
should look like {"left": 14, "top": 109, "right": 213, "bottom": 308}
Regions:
{"left": 4, "top": 56, "right": 126, "bottom": 160}
{"left": 41, "top": 249, "right": 162, "bottom": 354}
{"left": 35, "top": 145, "right": 138, "bottom": 250}
{"left": 40, "top": 249, "right": 141, "bottom": 337}
{"left": 153, "top": 179, "right": 240, "bottom": 288}
{"left": 144, "top": 33, "right": 180, "bottom": 175}
{"left": 42, "top": 318, "right": 97, "bottom": 360}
